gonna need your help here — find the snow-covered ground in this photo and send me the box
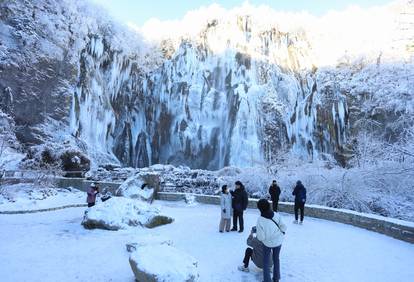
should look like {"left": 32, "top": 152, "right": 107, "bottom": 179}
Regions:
{"left": 0, "top": 201, "right": 413, "bottom": 282}
{"left": 0, "top": 184, "right": 85, "bottom": 212}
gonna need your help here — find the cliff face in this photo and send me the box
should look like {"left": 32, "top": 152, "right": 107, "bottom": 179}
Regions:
{"left": 1, "top": 0, "right": 413, "bottom": 169}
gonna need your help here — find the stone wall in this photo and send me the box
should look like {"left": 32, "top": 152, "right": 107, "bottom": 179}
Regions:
{"left": 157, "top": 192, "right": 414, "bottom": 244}
{"left": 54, "top": 177, "right": 121, "bottom": 194}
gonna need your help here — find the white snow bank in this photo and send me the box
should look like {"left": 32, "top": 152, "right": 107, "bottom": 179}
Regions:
{"left": 82, "top": 197, "right": 173, "bottom": 230}
{"left": 129, "top": 244, "right": 199, "bottom": 282}
{"left": 0, "top": 184, "right": 84, "bottom": 212}
{"left": 1, "top": 202, "right": 413, "bottom": 282}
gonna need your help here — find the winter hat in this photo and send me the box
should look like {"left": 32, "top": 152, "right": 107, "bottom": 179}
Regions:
{"left": 235, "top": 180, "right": 242, "bottom": 186}
{"left": 297, "top": 180, "right": 302, "bottom": 185}
{"left": 221, "top": 185, "right": 228, "bottom": 193}
{"left": 257, "top": 199, "right": 270, "bottom": 214}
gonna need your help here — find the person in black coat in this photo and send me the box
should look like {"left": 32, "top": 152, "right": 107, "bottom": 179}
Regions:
{"left": 292, "top": 180, "right": 307, "bottom": 224}
{"left": 269, "top": 180, "right": 281, "bottom": 212}
{"left": 231, "top": 181, "right": 248, "bottom": 232}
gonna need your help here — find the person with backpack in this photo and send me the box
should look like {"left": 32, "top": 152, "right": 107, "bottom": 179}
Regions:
{"left": 292, "top": 180, "right": 307, "bottom": 224}
{"left": 230, "top": 181, "right": 248, "bottom": 233}
{"left": 256, "top": 199, "right": 286, "bottom": 282}
{"left": 219, "top": 185, "right": 232, "bottom": 233}
{"left": 269, "top": 180, "right": 281, "bottom": 212}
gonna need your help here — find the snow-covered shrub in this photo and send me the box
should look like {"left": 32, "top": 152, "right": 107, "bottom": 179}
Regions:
{"left": 60, "top": 150, "right": 90, "bottom": 177}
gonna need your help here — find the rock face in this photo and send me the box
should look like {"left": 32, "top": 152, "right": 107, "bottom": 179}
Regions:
{"left": 1, "top": 0, "right": 413, "bottom": 169}
{"left": 129, "top": 244, "right": 199, "bottom": 282}
{"left": 69, "top": 8, "right": 413, "bottom": 169}
{"left": 0, "top": 0, "right": 156, "bottom": 167}
{"left": 81, "top": 197, "right": 173, "bottom": 230}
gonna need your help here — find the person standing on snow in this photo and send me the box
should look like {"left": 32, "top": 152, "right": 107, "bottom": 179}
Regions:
{"left": 256, "top": 199, "right": 286, "bottom": 282}
{"left": 86, "top": 183, "right": 99, "bottom": 207}
{"left": 269, "top": 180, "right": 281, "bottom": 212}
{"left": 219, "top": 185, "right": 232, "bottom": 233}
{"left": 292, "top": 180, "right": 307, "bottom": 224}
{"left": 231, "top": 181, "right": 248, "bottom": 233}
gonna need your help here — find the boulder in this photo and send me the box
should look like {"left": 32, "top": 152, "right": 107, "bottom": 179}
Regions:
{"left": 126, "top": 235, "right": 173, "bottom": 253}
{"left": 129, "top": 244, "right": 199, "bottom": 282}
{"left": 81, "top": 197, "right": 173, "bottom": 230}
{"left": 116, "top": 172, "right": 160, "bottom": 202}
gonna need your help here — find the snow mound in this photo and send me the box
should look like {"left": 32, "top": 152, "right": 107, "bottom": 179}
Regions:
{"left": 81, "top": 197, "right": 173, "bottom": 230}
{"left": 129, "top": 244, "right": 199, "bottom": 282}
{"left": 0, "top": 184, "right": 84, "bottom": 212}
{"left": 115, "top": 172, "right": 160, "bottom": 202}
{"left": 126, "top": 235, "right": 173, "bottom": 253}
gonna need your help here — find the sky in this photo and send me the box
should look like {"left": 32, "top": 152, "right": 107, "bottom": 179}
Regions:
{"left": 91, "top": 0, "right": 394, "bottom": 26}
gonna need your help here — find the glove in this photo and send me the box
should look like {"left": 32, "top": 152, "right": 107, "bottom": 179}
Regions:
{"left": 223, "top": 209, "right": 226, "bottom": 213}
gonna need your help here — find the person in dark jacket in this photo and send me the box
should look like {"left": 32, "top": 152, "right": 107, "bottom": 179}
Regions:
{"left": 230, "top": 181, "right": 248, "bottom": 232}
{"left": 238, "top": 226, "right": 273, "bottom": 272}
{"left": 292, "top": 180, "right": 306, "bottom": 224}
{"left": 86, "top": 183, "right": 99, "bottom": 207}
{"left": 269, "top": 180, "right": 281, "bottom": 212}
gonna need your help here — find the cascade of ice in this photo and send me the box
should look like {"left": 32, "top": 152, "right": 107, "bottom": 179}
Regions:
{"left": 69, "top": 15, "right": 350, "bottom": 168}
{"left": 285, "top": 73, "right": 318, "bottom": 159}
{"left": 69, "top": 35, "right": 135, "bottom": 163}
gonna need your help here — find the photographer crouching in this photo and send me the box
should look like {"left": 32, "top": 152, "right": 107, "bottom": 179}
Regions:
{"left": 238, "top": 226, "right": 273, "bottom": 272}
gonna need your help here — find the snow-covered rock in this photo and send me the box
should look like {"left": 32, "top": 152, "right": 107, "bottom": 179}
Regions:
{"left": 115, "top": 172, "right": 160, "bottom": 202}
{"left": 129, "top": 244, "right": 199, "bottom": 282}
{"left": 126, "top": 235, "right": 173, "bottom": 253}
{"left": 81, "top": 197, "right": 173, "bottom": 230}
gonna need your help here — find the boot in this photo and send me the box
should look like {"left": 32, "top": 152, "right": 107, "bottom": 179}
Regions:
{"left": 238, "top": 265, "right": 249, "bottom": 272}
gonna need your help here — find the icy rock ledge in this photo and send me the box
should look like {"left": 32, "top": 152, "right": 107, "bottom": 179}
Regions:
{"left": 115, "top": 172, "right": 160, "bottom": 202}
{"left": 129, "top": 244, "right": 199, "bottom": 282}
{"left": 81, "top": 197, "right": 173, "bottom": 230}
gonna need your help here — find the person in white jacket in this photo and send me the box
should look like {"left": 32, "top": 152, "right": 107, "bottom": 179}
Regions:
{"left": 256, "top": 199, "right": 287, "bottom": 282}
{"left": 219, "top": 185, "right": 232, "bottom": 232}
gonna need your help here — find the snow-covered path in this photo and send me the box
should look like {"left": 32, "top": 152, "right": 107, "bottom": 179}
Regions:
{"left": 0, "top": 201, "right": 413, "bottom": 282}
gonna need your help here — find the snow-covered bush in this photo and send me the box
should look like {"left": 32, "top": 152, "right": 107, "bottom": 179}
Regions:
{"left": 60, "top": 150, "right": 90, "bottom": 177}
